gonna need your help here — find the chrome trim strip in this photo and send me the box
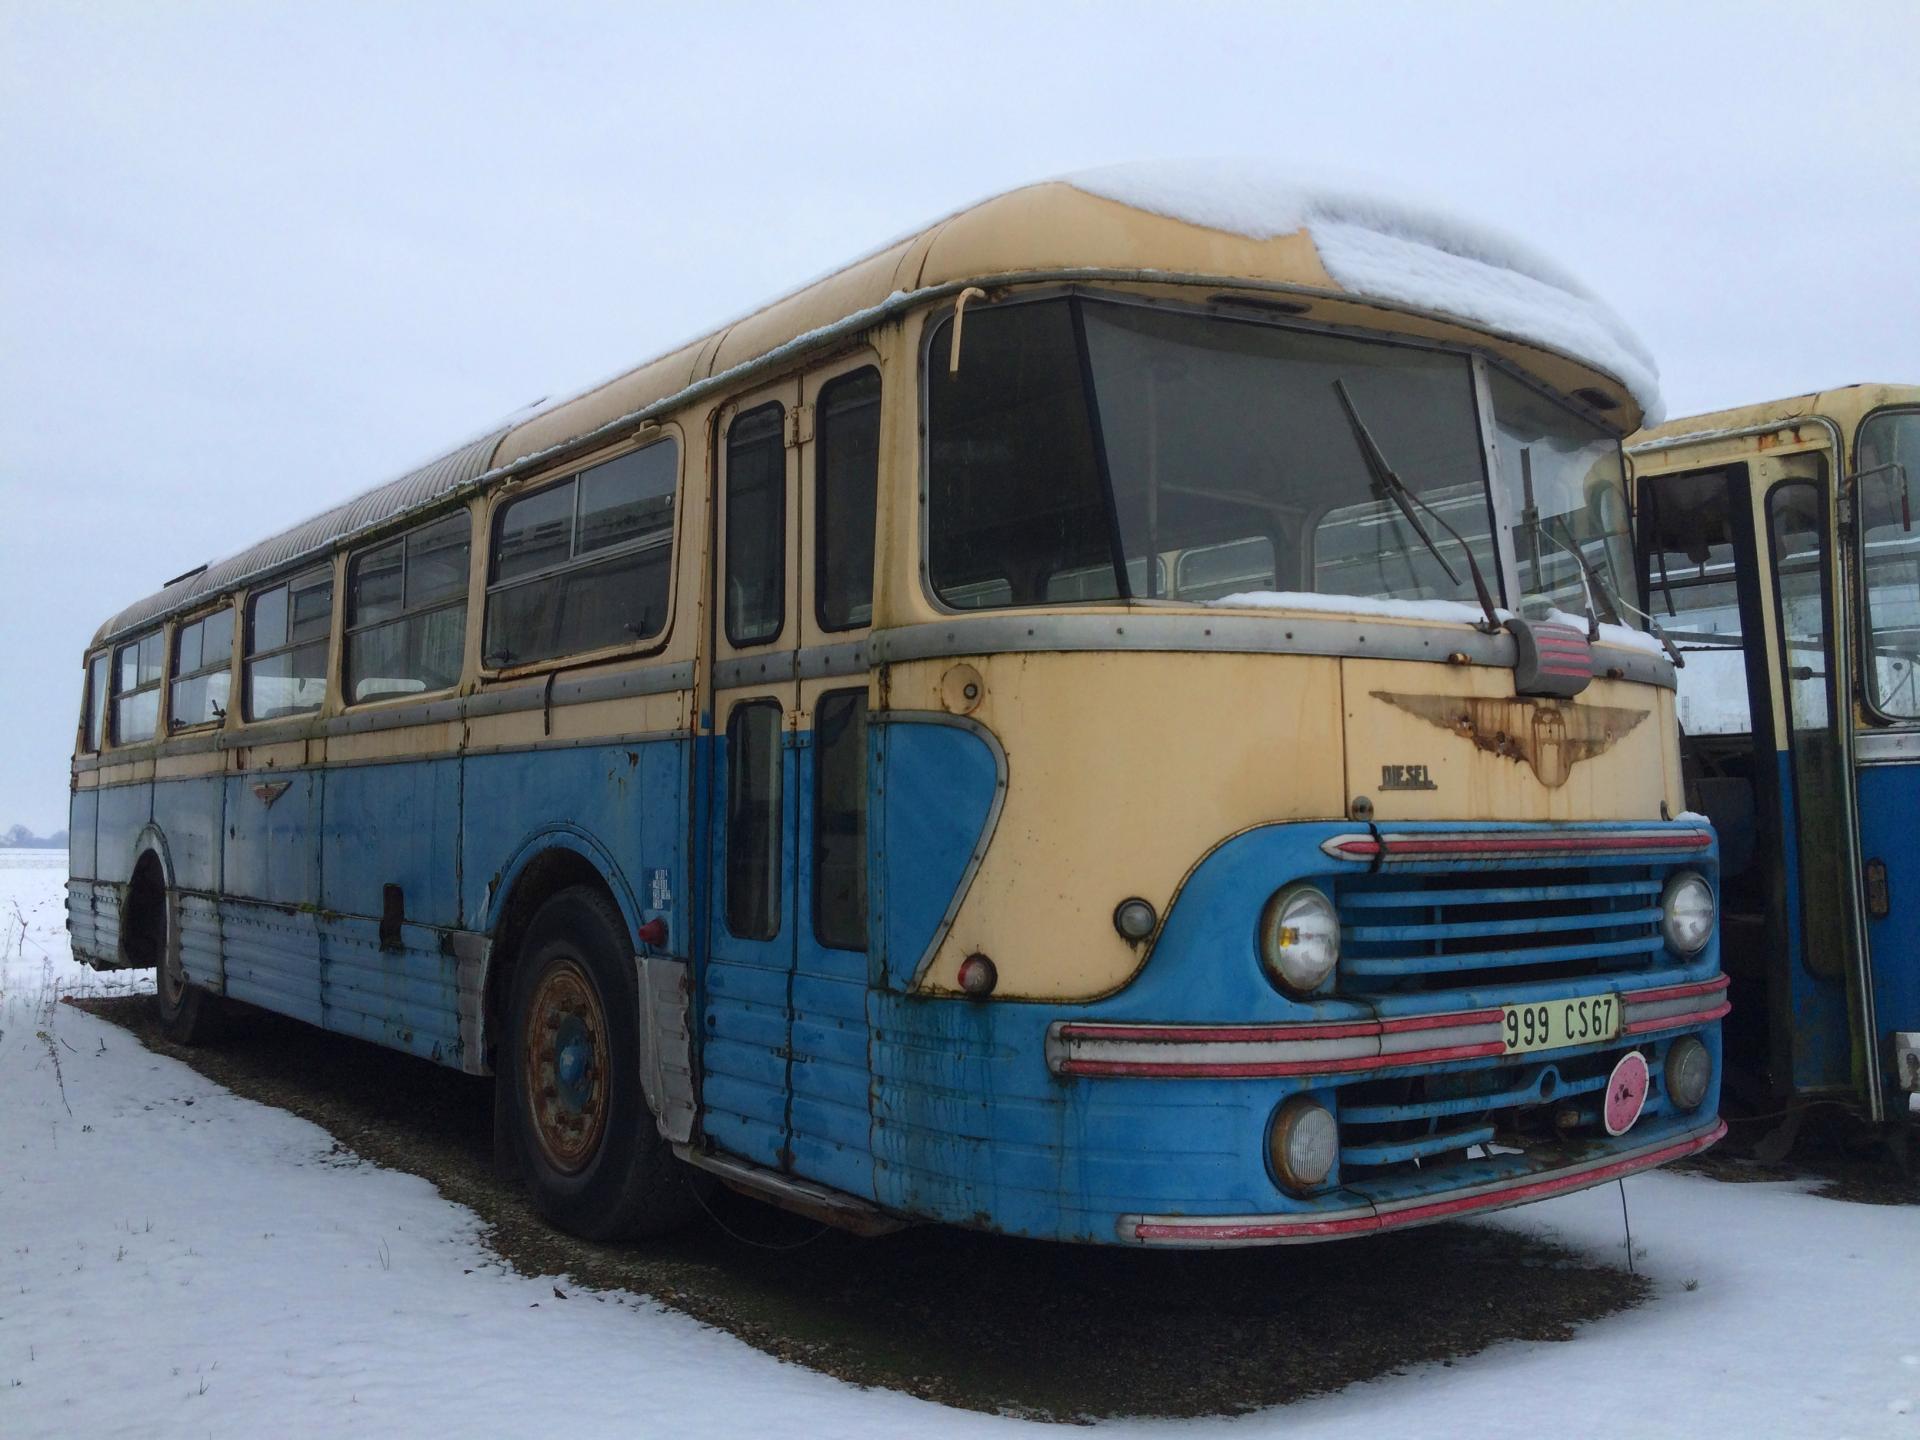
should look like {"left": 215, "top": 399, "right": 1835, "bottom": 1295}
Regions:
{"left": 871, "top": 613, "right": 1672, "bottom": 687}
{"left": 1319, "top": 826, "right": 1711, "bottom": 862}
{"left": 877, "top": 612, "right": 1512, "bottom": 665}
{"left": 77, "top": 729, "right": 693, "bottom": 787}
{"left": 224, "top": 714, "right": 326, "bottom": 748}
{"left": 326, "top": 696, "right": 465, "bottom": 737}
{"left": 495, "top": 660, "right": 696, "bottom": 713}
{"left": 714, "top": 650, "right": 795, "bottom": 687}
{"left": 715, "top": 640, "right": 870, "bottom": 689}
{"left": 1855, "top": 729, "right": 1920, "bottom": 766}
{"left": 796, "top": 638, "right": 870, "bottom": 681}
{"left": 319, "top": 662, "right": 696, "bottom": 736}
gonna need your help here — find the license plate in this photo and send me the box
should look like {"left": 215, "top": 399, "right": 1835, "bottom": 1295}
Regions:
{"left": 1500, "top": 994, "right": 1621, "bottom": 1055}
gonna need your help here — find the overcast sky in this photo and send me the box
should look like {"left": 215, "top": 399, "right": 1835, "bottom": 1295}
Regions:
{"left": 3, "top": 0, "right": 1915, "bottom": 834}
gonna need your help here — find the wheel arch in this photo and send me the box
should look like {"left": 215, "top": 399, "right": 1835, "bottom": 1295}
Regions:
{"left": 478, "top": 826, "right": 646, "bottom": 1072}
{"left": 121, "top": 824, "right": 176, "bottom": 969}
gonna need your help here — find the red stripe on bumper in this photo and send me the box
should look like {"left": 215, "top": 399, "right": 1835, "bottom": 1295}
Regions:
{"left": 1059, "top": 1039, "right": 1506, "bottom": 1080}
{"left": 1624, "top": 1000, "right": 1731, "bottom": 1035}
{"left": 1627, "top": 974, "right": 1730, "bottom": 1006}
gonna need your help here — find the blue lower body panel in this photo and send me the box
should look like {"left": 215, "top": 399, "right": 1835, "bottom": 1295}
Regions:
{"left": 1858, "top": 759, "right": 1920, "bottom": 1098}
{"left": 847, "top": 818, "right": 1728, "bottom": 1244}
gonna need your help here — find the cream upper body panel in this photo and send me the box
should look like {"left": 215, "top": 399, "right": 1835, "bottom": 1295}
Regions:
{"left": 1630, "top": 383, "right": 1920, "bottom": 463}
{"left": 900, "top": 640, "right": 1679, "bottom": 1002}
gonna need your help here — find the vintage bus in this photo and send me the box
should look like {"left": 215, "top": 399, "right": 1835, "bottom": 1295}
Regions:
{"left": 68, "top": 168, "right": 1727, "bottom": 1246}
{"left": 1630, "top": 385, "right": 1920, "bottom": 1136}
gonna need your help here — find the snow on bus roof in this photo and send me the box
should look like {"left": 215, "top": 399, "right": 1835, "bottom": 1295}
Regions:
{"left": 1064, "top": 160, "right": 1663, "bottom": 425}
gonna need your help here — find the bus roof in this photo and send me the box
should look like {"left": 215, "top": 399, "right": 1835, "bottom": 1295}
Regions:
{"left": 92, "top": 165, "right": 1660, "bottom": 649}
{"left": 1629, "top": 383, "right": 1920, "bottom": 457}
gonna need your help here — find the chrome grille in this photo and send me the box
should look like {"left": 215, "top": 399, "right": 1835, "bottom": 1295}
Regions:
{"left": 1334, "top": 865, "right": 1664, "bottom": 996}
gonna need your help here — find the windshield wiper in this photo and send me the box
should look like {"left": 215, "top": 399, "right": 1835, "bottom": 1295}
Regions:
{"left": 1332, "top": 379, "right": 1502, "bottom": 633}
{"left": 1535, "top": 514, "right": 1687, "bottom": 670}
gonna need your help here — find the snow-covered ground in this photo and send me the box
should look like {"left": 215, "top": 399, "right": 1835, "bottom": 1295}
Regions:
{"left": 2, "top": 849, "right": 1915, "bottom": 1438}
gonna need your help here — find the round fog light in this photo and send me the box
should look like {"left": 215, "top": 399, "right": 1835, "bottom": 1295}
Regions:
{"left": 1665, "top": 1036, "right": 1712, "bottom": 1111}
{"left": 1258, "top": 884, "right": 1340, "bottom": 994}
{"left": 1660, "top": 871, "right": 1715, "bottom": 956}
{"left": 1268, "top": 1096, "right": 1338, "bottom": 1192}
{"left": 1113, "top": 897, "right": 1158, "bottom": 941}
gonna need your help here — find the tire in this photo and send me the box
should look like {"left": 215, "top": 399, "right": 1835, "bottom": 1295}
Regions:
{"left": 504, "top": 885, "right": 706, "bottom": 1240}
{"left": 153, "top": 894, "right": 225, "bottom": 1045}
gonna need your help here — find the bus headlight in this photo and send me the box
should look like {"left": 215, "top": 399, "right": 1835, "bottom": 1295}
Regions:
{"left": 1665, "top": 1036, "right": 1712, "bottom": 1111}
{"left": 1269, "top": 1096, "right": 1339, "bottom": 1192}
{"left": 1258, "top": 883, "right": 1340, "bottom": 994}
{"left": 1660, "top": 871, "right": 1715, "bottom": 956}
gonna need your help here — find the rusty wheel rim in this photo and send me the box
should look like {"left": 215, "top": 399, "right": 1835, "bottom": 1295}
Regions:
{"left": 521, "top": 956, "right": 611, "bottom": 1175}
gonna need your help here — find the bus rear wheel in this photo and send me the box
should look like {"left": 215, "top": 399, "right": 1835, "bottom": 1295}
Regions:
{"left": 504, "top": 886, "right": 705, "bottom": 1240}
{"left": 152, "top": 901, "right": 225, "bottom": 1046}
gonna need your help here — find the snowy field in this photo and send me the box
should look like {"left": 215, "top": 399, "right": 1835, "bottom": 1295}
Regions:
{"left": 2, "top": 848, "right": 1915, "bottom": 1439}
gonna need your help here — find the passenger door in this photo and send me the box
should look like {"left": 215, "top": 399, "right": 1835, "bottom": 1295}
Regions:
{"left": 786, "top": 360, "right": 881, "bottom": 1196}
{"left": 701, "top": 378, "right": 803, "bottom": 1170}
{"left": 699, "top": 358, "right": 882, "bottom": 1186}
{"left": 1848, "top": 430, "right": 1920, "bottom": 1117}
{"left": 1761, "top": 459, "right": 1876, "bottom": 1112}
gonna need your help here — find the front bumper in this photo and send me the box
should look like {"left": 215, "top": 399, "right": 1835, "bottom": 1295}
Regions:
{"left": 1120, "top": 1118, "right": 1726, "bottom": 1245}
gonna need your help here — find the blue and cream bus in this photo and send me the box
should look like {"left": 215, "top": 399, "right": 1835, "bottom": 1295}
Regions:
{"left": 1631, "top": 385, "right": 1920, "bottom": 1137}
{"left": 69, "top": 169, "right": 1726, "bottom": 1244}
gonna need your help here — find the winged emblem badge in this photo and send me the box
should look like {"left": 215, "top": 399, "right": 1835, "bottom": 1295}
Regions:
{"left": 1371, "top": 691, "right": 1649, "bottom": 789}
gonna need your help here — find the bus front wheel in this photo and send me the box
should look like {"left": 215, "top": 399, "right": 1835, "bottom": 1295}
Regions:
{"left": 504, "top": 885, "right": 705, "bottom": 1240}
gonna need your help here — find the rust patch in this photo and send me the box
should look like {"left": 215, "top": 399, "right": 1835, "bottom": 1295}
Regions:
{"left": 1370, "top": 691, "right": 1649, "bottom": 789}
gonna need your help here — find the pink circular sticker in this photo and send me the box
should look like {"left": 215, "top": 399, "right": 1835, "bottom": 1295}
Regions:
{"left": 1604, "top": 1050, "right": 1651, "bottom": 1136}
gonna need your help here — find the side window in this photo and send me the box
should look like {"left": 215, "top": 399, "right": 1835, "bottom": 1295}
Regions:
{"left": 246, "top": 566, "right": 333, "bottom": 720}
{"left": 345, "top": 512, "right": 470, "bottom": 703}
{"left": 815, "top": 369, "right": 881, "bottom": 631}
{"left": 1175, "top": 536, "right": 1277, "bottom": 602}
{"left": 84, "top": 653, "right": 108, "bottom": 752}
{"left": 484, "top": 439, "right": 678, "bottom": 668}
{"left": 812, "top": 689, "right": 868, "bottom": 951}
{"left": 725, "top": 701, "right": 783, "bottom": 940}
{"left": 169, "top": 606, "right": 235, "bottom": 729}
{"left": 725, "top": 403, "right": 786, "bottom": 646}
{"left": 1640, "top": 466, "right": 1754, "bottom": 736}
{"left": 111, "top": 631, "right": 164, "bottom": 744}
{"left": 1856, "top": 411, "right": 1920, "bottom": 720}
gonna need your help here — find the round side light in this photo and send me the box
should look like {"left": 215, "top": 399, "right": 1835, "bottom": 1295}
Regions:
{"left": 1258, "top": 884, "right": 1340, "bottom": 994}
{"left": 1113, "top": 898, "right": 1158, "bottom": 941}
{"left": 1665, "top": 1036, "right": 1713, "bottom": 1111}
{"left": 1268, "top": 1096, "right": 1339, "bottom": 1192}
{"left": 957, "top": 953, "right": 998, "bottom": 997}
{"left": 1660, "top": 871, "right": 1716, "bottom": 956}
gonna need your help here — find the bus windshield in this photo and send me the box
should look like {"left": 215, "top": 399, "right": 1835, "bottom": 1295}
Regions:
{"left": 1486, "top": 367, "right": 1640, "bottom": 623}
{"left": 928, "top": 297, "right": 1499, "bottom": 609}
